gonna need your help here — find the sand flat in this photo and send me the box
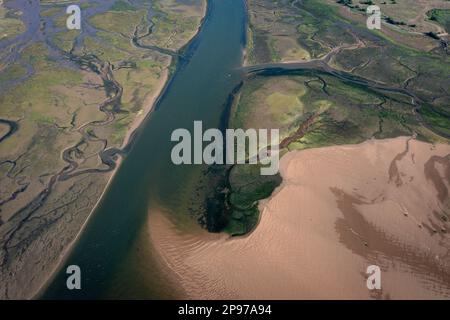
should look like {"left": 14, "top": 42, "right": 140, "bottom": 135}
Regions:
{"left": 149, "top": 137, "right": 450, "bottom": 299}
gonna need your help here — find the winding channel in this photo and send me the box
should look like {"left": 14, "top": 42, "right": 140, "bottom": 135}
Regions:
{"left": 0, "top": 119, "right": 18, "bottom": 144}
{"left": 0, "top": 0, "right": 440, "bottom": 298}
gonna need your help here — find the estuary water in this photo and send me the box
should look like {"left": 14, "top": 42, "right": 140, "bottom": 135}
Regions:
{"left": 42, "top": 0, "right": 247, "bottom": 299}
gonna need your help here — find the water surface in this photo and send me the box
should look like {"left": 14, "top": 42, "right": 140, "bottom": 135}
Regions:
{"left": 43, "top": 0, "right": 247, "bottom": 299}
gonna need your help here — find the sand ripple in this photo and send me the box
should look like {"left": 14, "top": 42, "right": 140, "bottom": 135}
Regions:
{"left": 149, "top": 137, "right": 450, "bottom": 299}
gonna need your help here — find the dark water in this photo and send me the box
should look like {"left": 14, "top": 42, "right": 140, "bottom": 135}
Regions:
{"left": 42, "top": 0, "right": 246, "bottom": 299}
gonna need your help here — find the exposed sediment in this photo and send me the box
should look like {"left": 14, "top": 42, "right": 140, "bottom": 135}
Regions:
{"left": 150, "top": 137, "right": 450, "bottom": 299}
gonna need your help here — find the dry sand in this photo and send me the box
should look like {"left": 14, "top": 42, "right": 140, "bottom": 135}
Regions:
{"left": 149, "top": 137, "right": 450, "bottom": 299}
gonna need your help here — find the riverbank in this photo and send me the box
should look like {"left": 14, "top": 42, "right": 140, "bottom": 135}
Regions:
{"left": 122, "top": 0, "right": 208, "bottom": 148}
{"left": 34, "top": 1, "right": 209, "bottom": 299}
{"left": 149, "top": 137, "right": 450, "bottom": 299}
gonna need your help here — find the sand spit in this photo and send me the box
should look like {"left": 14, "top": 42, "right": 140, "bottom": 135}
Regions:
{"left": 149, "top": 137, "right": 450, "bottom": 299}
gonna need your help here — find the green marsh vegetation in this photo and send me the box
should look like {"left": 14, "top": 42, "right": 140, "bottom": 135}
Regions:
{"left": 427, "top": 8, "right": 450, "bottom": 33}
{"left": 0, "top": 0, "right": 207, "bottom": 298}
{"left": 223, "top": 0, "right": 450, "bottom": 236}
{"left": 0, "top": 0, "right": 25, "bottom": 41}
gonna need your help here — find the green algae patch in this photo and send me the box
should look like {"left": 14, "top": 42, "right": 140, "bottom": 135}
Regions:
{"left": 224, "top": 164, "right": 282, "bottom": 236}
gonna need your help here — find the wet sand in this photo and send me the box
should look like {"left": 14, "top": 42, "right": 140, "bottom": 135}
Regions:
{"left": 149, "top": 137, "right": 450, "bottom": 299}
